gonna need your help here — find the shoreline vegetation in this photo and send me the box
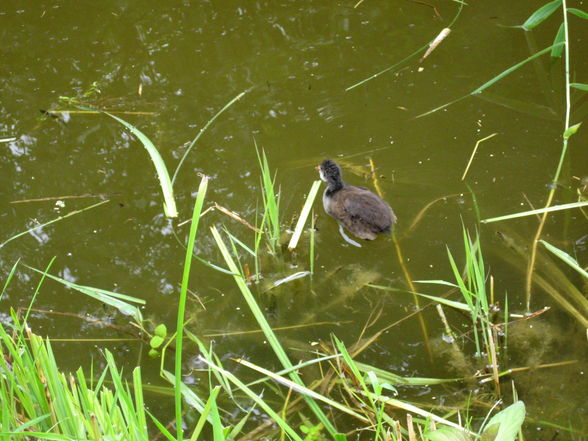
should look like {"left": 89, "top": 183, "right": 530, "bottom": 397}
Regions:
{"left": 2, "top": 0, "right": 587, "bottom": 439}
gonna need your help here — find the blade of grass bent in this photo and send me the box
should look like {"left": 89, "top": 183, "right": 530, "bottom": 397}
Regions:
{"left": 288, "top": 180, "right": 321, "bottom": 250}
{"left": 540, "top": 240, "right": 588, "bottom": 278}
{"left": 25, "top": 265, "right": 144, "bottom": 322}
{"left": 24, "top": 257, "right": 57, "bottom": 325}
{"left": 97, "top": 110, "right": 178, "bottom": 218}
{"left": 522, "top": 0, "right": 562, "bottom": 30}
{"left": 236, "top": 358, "right": 369, "bottom": 422}
{"left": 346, "top": 2, "right": 464, "bottom": 91}
{"left": 1, "top": 258, "right": 21, "bottom": 300}
{"left": 416, "top": 42, "right": 564, "bottom": 118}
{"left": 175, "top": 175, "right": 208, "bottom": 441}
{"left": 210, "top": 225, "right": 338, "bottom": 436}
{"left": 481, "top": 201, "right": 588, "bottom": 223}
{"left": 171, "top": 90, "right": 248, "bottom": 185}
{"left": 0, "top": 200, "right": 109, "bottom": 249}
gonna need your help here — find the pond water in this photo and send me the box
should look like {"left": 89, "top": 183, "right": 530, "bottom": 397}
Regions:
{"left": 1, "top": 0, "right": 587, "bottom": 438}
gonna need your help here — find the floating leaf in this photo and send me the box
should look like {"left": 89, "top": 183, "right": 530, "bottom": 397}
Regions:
{"left": 150, "top": 335, "right": 164, "bottom": 349}
{"left": 563, "top": 122, "right": 582, "bottom": 139}
{"left": 154, "top": 323, "right": 167, "bottom": 338}
{"left": 551, "top": 23, "right": 565, "bottom": 58}
{"left": 568, "top": 8, "right": 588, "bottom": 19}
{"left": 148, "top": 349, "right": 160, "bottom": 358}
{"left": 481, "top": 401, "right": 525, "bottom": 441}
{"left": 427, "top": 427, "right": 472, "bottom": 441}
{"left": 523, "top": 0, "right": 562, "bottom": 30}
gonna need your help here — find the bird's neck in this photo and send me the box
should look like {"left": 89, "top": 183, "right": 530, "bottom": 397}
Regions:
{"left": 326, "top": 179, "right": 344, "bottom": 195}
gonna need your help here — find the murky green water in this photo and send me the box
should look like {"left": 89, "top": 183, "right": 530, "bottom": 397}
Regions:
{"left": 1, "top": 0, "right": 587, "bottom": 438}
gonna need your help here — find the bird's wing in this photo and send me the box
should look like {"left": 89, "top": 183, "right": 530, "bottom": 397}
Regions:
{"left": 339, "top": 188, "right": 394, "bottom": 230}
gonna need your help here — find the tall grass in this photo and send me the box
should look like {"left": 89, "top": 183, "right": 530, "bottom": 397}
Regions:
{"left": 0, "top": 319, "right": 150, "bottom": 441}
{"left": 256, "top": 145, "right": 281, "bottom": 254}
{"left": 174, "top": 175, "right": 208, "bottom": 441}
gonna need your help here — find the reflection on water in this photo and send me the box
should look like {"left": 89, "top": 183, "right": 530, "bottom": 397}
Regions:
{"left": 1, "top": 0, "right": 587, "bottom": 436}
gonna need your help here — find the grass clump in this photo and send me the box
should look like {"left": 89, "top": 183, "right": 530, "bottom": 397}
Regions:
{"left": 0, "top": 318, "right": 150, "bottom": 441}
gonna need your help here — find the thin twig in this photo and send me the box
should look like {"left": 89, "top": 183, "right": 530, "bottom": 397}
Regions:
{"left": 10, "top": 193, "right": 119, "bottom": 204}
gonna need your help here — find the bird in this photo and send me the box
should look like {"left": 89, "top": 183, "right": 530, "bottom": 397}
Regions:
{"left": 318, "top": 159, "right": 396, "bottom": 240}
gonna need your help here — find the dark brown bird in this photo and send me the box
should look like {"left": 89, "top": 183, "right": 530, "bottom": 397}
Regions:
{"left": 318, "top": 159, "right": 396, "bottom": 240}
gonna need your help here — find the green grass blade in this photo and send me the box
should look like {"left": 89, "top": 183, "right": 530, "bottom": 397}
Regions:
{"left": 345, "top": 43, "right": 427, "bottom": 91}
{"left": 417, "top": 43, "right": 564, "bottom": 118}
{"left": 147, "top": 410, "right": 178, "bottom": 441}
{"left": 189, "top": 386, "right": 221, "bottom": 441}
{"left": 522, "top": 0, "right": 562, "bottom": 30}
{"left": 1, "top": 258, "right": 20, "bottom": 300}
{"left": 162, "top": 370, "right": 207, "bottom": 414}
{"left": 172, "top": 90, "right": 248, "bottom": 185}
{"left": 368, "top": 283, "right": 470, "bottom": 311}
{"left": 237, "top": 357, "right": 369, "bottom": 423}
{"left": 567, "top": 8, "right": 588, "bottom": 19}
{"left": 288, "top": 180, "right": 321, "bottom": 250}
{"left": 255, "top": 145, "right": 281, "bottom": 251}
{"left": 97, "top": 109, "right": 178, "bottom": 218}
{"left": 470, "top": 43, "right": 563, "bottom": 95}
{"left": 175, "top": 175, "right": 208, "bottom": 441}
{"left": 481, "top": 201, "right": 588, "bottom": 223}
{"left": 570, "top": 82, "right": 588, "bottom": 90}
{"left": 25, "top": 265, "right": 144, "bottom": 322}
{"left": 551, "top": 23, "right": 565, "bottom": 57}
{"left": 540, "top": 240, "right": 588, "bottom": 278}
{"left": 0, "top": 200, "right": 109, "bottom": 249}
{"left": 345, "top": 2, "right": 464, "bottom": 91}
{"left": 24, "top": 257, "right": 57, "bottom": 325}
{"left": 563, "top": 122, "right": 581, "bottom": 139}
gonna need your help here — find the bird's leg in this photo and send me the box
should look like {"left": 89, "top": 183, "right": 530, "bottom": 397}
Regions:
{"left": 338, "top": 224, "right": 362, "bottom": 248}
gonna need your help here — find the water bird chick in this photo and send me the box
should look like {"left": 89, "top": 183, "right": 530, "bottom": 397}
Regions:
{"left": 318, "top": 159, "right": 396, "bottom": 240}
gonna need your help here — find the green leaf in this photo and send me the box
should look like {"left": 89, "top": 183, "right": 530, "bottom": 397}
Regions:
{"left": 26, "top": 265, "right": 144, "bottom": 322}
{"left": 523, "top": 0, "right": 562, "bottom": 30}
{"left": 540, "top": 240, "right": 588, "bottom": 279}
{"left": 481, "top": 401, "right": 526, "bottom": 441}
{"left": 427, "top": 427, "right": 472, "bottom": 441}
{"left": 571, "top": 83, "right": 588, "bottom": 91}
{"left": 551, "top": 23, "right": 565, "bottom": 58}
{"left": 75, "top": 105, "right": 178, "bottom": 218}
{"left": 148, "top": 348, "right": 160, "bottom": 358}
{"left": 154, "top": 324, "right": 167, "bottom": 338}
{"left": 150, "top": 335, "right": 164, "bottom": 349}
{"left": 568, "top": 8, "right": 588, "bottom": 19}
{"left": 102, "top": 111, "right": 178, "bottom": 217}
{"left": 563, "top": 122, "right": 582, "bottom": 139}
